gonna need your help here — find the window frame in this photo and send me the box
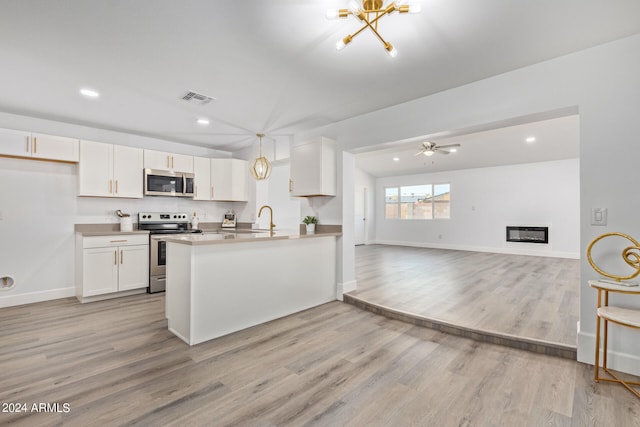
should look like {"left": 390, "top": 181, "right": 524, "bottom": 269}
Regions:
{"left": 384, "top": 183, "right": 451, "bottom": 220}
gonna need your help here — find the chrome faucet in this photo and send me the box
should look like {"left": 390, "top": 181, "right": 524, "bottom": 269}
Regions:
{"left": 258, "top": 205, "right": 276, "bottom": 234}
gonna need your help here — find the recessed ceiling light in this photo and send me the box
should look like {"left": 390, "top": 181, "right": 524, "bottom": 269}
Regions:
{"left": 196, "top": 118, "right": 210, "bottom": 126}
{"left": 393, "top": 157, "right": 400, "bottom": 162}
{"left": 526, "top": 137, "right": 536, "bottom": 143}
{"left": 80, "top": 88, "right": 99, "bottom": 98}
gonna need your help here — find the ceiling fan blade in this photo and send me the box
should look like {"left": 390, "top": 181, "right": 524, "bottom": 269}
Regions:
{"left": 435, "top": 143, "right": 461, "bottom": 149}
{"left": 414, "top": 151, "right": 425, "bottom": 156}
{"left": 436, "top": 149, "right": 450, "bottom": 155}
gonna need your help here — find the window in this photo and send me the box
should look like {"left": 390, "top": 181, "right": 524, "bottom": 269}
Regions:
{"left": 384, "top": 183, "right": 450, "bottom": 219}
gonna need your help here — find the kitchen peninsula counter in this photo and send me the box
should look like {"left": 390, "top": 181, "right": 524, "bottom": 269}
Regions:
{"left": 165, "top": 229, "right": 340, "bottom": 345}
{"left": 164, "top": 229, "right": 341, "bottom": 245}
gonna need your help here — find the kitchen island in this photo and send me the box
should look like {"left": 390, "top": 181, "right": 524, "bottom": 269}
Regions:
{"left": 165, "top": 230, "right": 339, "bottom": 345}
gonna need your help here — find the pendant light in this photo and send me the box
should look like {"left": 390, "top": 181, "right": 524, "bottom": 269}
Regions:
{"left": 251, "top": 133, "right": 272, "bottom": 180}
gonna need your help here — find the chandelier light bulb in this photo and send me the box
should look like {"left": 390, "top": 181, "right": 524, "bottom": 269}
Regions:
{"left": 336, "top": 35, "right": 353, "bottom": 51}
{"left": 326, "top": 9, "right": 339, "bottom": 19}
{"left": 385, "top": 43, "right": 398, "bottom": 58}
{"left": 348, "top": 0, "right": 361, "bottom": 14}
{"left": 408, "top": 3, "right": 421, "bottom": 13}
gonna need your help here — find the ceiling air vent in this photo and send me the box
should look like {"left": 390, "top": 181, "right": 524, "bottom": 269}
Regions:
{"left": 181, "top": 90, "right": 215, "bottom": 105}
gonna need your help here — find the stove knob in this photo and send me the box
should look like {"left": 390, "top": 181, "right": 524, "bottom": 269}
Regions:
{"left": 173, "top": 215, "right": 177, "bottom": 218}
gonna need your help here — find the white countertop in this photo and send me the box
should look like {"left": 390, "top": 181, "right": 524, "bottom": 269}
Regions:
{"left": 165, "top": 229, "right": 341, "bottom": 246}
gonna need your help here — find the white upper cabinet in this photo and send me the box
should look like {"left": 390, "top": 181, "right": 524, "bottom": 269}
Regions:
{"left": 31, "top": 133, "right": 79, "bottom": 162}
{"left": 290, "top": 137, "right": 336, "bottom": 197}
{"left": 210, "top": 158, "right": 248, "bottom": 202}
{"left": 0, "top": 128, "right": 79, "bottom": 162}
{"left": 210, "top": 158, "right": 232, "bottom": 201}
{"left": 144, "top": 149, "right": 193, "bottom": 173}
{"left": 193, "top": 156, "right": 211, "bottom": 201}
{"left": 0, "top": 128, "right": 31, "bottom": 157}
{"left": 112, "top": 145, "right": 144, "bottom": 198}
{"left": 78, "top": 140, "right": 143, "bottom": 198}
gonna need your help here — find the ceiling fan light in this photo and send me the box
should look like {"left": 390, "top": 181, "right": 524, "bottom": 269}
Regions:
{"left": 423, "top": 151, "right": 434, "bottom": 156}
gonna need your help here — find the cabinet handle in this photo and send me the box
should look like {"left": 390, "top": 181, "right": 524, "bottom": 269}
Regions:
{"left": 171, "top": 156, "right": 175, "bottom": 169}
{"left": 211, "top": 186, "right": 214, "bottom": 199}
{"left": 109, "top": 179, "right": 113, "bottom": 194}
{"left": 115, "top": 180, "right": 119, "bottom": 194}
{"left": 33, "top": 137, "right": 37, "bottom": 154}
{"left": 289, "top": 179, "right": 293, "bottom": 193}
{"left": 26, "top": 136, "right": 30, "bottom": 152}
{"left": 114, "top": 250, "right": 117, "bottom": 265}
{"left": 167, "top": 156, "right": 170, "bottom": 168}
{"left": 110, "top": 240, "right": 127, "bottom": 243}
{"left": 120, "top": 250, "right": 123, "bottom": 264}
{"left": 195, "top": 185, "right": 198, "bottom": 198}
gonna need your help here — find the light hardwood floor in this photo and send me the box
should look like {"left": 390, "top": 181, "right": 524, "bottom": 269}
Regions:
{"left": 349, "top": 245, "right": 580, "bottom": 347}
{"left": 1, "top": 294, "right": 638, "bottom": 426}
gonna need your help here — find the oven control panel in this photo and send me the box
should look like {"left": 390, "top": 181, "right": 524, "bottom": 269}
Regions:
{"left": 139, "top": 212, "right": 189, "bottom": 224}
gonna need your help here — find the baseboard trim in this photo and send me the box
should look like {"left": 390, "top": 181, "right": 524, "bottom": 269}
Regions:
{"left": 372, "top": 240, "right": 579, "bottom": 259}
{"left": 0, "top": 287, "right": 76, "bottom": 308}
{"left": 336, "top": 280, "right": 357, "bottom": 301}
{"left": 577, "top": 330, "right": 640, "bottom": 377}
{"left": 344, "top": 294, "right": 577, "bottom": 360}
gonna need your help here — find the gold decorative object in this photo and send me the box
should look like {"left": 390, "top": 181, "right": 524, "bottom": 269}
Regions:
{"left": 326, "top": 0, "right": 421, "bottom": 57}
{"left": 587, "top": 232, "right": 640, "bottom": 281}
{"left": 251, "top": 133, "right": 272, "bottom": 181}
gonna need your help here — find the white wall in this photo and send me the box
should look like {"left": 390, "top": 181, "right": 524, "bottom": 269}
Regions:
{"left": 0, "top": 113, "right": 248, "bottom": 307}
{"left": 354, "top": 167, "right": 376, "bottom": 244}
{"left": 297, "top": 34, "right": 640, "bottom": 374}
{"left": 374, "top": 159, "right": 580, "bottom": 258}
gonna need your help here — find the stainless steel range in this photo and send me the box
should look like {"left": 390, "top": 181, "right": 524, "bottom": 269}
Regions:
{"left": 138, "top": 212, "right": 202, "bottom": 293}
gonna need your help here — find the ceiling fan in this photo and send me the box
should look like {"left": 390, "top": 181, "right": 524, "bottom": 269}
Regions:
{"left": 415, "top": 141, "right": 461, "bottom": 157}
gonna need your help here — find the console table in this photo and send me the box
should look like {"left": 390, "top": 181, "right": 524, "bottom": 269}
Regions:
{"left": 589, "top": 279, "right": 640, "bottom": 398}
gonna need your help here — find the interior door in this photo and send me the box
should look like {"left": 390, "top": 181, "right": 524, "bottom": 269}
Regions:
{"left": 354, "top": 187, "right": 366, "bottom": 245}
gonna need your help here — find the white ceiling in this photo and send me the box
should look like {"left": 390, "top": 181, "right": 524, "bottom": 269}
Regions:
{"left": 0, "top": 1, "right": 638, "bottom": 169}
{"left": 355, "top": 114, "right": 580, "bottom": 177}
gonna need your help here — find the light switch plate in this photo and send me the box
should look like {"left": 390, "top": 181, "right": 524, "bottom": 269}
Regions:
{"left": 591, "top": 208, "right": 607, "bottom": 226}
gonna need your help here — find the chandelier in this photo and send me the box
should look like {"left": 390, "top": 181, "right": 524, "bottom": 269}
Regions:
{"left": 326, "top": 0, "right": 421, "bottom": 57}
{"left": 251, "top": 133, "right": 272, "bottom": 180}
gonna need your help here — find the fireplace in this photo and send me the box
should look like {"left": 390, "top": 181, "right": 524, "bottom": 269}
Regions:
{"left": 506, "top": 226, "right": 549, "bottom": 244}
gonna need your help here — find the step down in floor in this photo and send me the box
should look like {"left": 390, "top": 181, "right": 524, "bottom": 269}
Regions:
{"left": 343, "top": 294, "right": 577, "bottom": 360}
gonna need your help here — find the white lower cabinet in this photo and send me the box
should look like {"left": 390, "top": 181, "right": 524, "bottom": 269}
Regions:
{"left": 76, "top": 234, "right": 149, "bottom": 302}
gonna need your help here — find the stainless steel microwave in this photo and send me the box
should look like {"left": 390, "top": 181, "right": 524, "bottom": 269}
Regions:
{"left": 144, "top": 168, "right": 195, "bottom": 197}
